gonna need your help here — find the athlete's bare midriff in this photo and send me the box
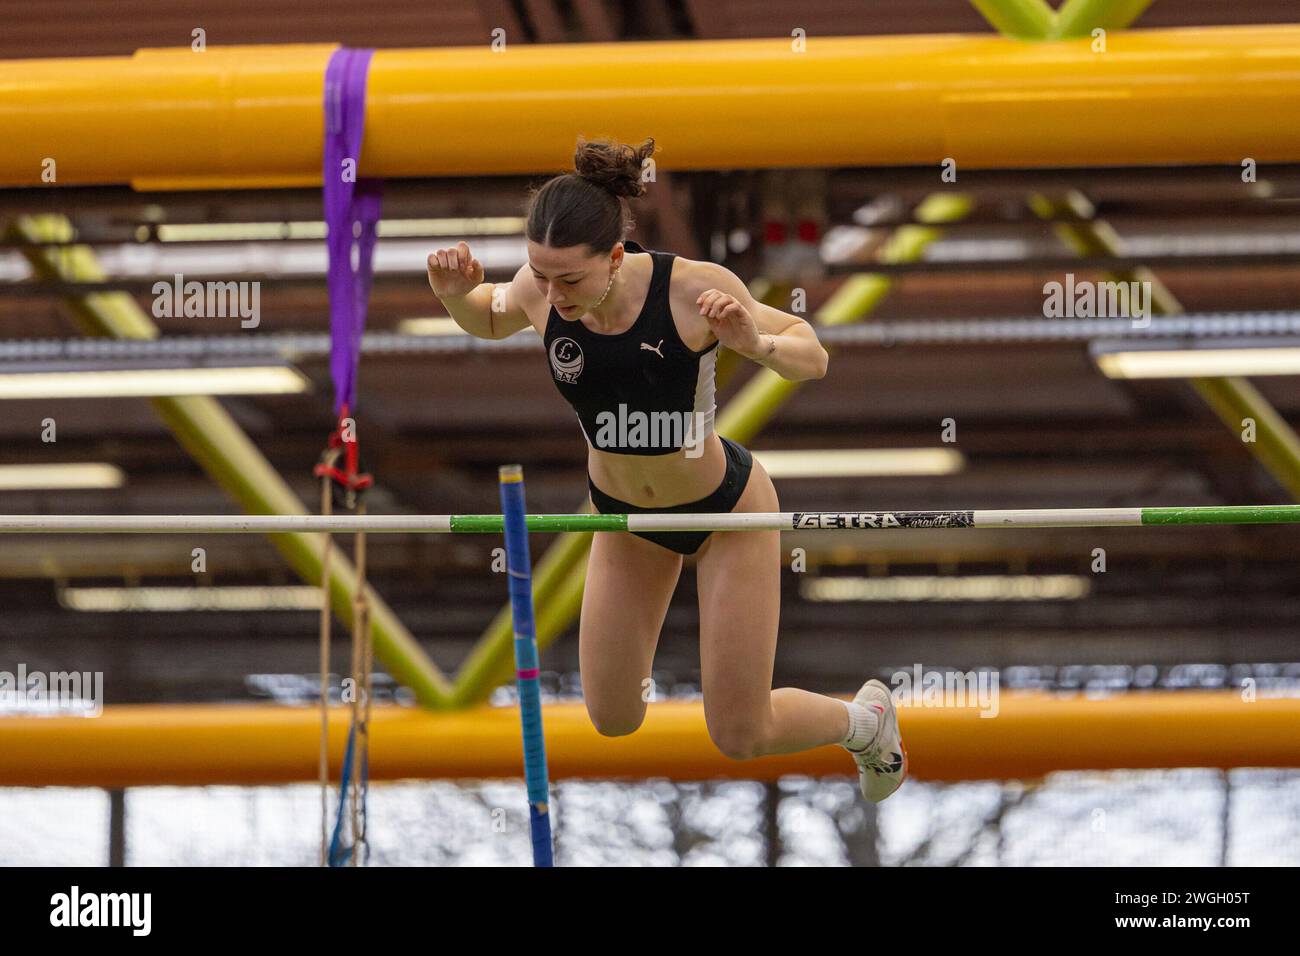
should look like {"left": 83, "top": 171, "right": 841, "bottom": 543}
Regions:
{"left": 586, "top": 433, "right": 728, "bottom": 507}
{"left": 523, "top": 250, "right": 726, "bottom": 507}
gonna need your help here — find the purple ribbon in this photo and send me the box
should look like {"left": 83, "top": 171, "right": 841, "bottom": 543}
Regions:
{"left": 323, "top": 48, "right": 382, "bottom": 415}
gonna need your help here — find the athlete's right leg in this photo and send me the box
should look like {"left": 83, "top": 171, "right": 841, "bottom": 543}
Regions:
{"left": 579, "top": 527, "right": 683, "bottom": 736}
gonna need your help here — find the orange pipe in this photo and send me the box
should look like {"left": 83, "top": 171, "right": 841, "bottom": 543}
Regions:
{"left": 1, "top": 693, "right": 1295, "bottom": 788}
{"left": 2, "top": 26, "right": 1300, "bottom": 189}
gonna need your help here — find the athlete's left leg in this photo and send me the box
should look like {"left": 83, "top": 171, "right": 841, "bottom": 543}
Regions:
{"left": 694, "top": 457, "right": 850, "bottom": 760}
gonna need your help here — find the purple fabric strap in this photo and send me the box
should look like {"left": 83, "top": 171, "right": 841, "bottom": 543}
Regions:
{"left": 323, "top": 48, "right": 382, "bottom": 415}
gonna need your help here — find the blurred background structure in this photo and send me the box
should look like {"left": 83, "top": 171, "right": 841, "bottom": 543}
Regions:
{"left": 1, "top": 0, "right": 1299, "bottom": 865}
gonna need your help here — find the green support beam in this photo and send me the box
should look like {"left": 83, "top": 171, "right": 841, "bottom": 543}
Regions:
{"left": 969, "top": 0, "right": 1152, "bottom": 40}
{"left": 968, "top": 0, "right": 1057, "bottom": 40}
{"left": 1188, "top": 378, "right": 1300, "bottom": 501}
{"left": 1052, "top": 0, "right": 1154, "bottom": 39}
{"left": 1028, "top": 192, "right": 1300, "bottom": 503}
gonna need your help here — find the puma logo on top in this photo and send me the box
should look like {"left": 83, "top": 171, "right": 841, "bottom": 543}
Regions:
{"left": 640, "top": 339, "right": 665, "bottom": 358}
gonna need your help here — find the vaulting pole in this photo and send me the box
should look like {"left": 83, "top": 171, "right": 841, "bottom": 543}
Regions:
{"left": 498, "top": 465, "right": 554, "bottom": 867}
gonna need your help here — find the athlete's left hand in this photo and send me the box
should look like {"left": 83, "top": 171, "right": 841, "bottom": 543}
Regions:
{"left": 697, "top": 289, "right": 763, "bottom": 358}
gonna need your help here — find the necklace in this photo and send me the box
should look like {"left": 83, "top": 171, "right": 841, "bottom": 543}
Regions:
{"left": 591, "top": 265, "right": 620, "bottom": 309}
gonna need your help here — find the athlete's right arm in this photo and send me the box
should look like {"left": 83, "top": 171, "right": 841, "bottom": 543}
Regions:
{"left": 426, "top": 241, "right": 533, "bottom": 340}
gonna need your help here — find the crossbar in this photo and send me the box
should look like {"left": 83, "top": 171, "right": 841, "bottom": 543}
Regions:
{"left": 0, "top": 505, "right": 1298, "bottom": 534}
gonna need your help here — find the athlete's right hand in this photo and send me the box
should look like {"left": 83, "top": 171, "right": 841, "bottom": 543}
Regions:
{"left": 426, "top": 242, "right": 484, "bottom": 298}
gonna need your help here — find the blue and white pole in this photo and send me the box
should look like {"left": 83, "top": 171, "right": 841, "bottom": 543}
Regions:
{"left": 498, "top": 464, "right": 554, "bottom": 867}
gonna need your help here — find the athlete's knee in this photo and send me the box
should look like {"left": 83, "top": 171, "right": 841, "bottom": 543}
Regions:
{"left": 585, "top": 701, "right": 646, "bottom": 738}
{"left": 707, "top": 721, "right": 771, "bottom": 761}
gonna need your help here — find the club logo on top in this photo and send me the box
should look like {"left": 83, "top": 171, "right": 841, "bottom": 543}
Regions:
{"left": 549, "top": 337, "right": 584, "bottom": 383}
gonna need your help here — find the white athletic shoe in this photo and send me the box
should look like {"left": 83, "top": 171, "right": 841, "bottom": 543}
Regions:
{"left": 847, "top": 679, "right": 908, "bottom": 803}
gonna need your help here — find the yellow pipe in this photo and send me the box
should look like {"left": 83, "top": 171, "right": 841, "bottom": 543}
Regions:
{"left": 2, "top": 693, "right": 1296, "bottom": 788}
{"left": 4, "top": 26, "right": 1300, "bottom": 189}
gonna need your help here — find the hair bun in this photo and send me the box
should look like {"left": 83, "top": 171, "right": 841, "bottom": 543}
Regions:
{"left": 574, "top": 137, "right": 655, "bottom": 199}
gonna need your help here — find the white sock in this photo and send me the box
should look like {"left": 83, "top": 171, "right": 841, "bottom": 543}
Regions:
{"left": 839, "top": 700, "right": 879, "bottom": 752}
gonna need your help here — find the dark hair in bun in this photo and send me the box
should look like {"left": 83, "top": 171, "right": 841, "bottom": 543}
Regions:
{"left": 526, "top": 137, "right": 656, "bottom": 253}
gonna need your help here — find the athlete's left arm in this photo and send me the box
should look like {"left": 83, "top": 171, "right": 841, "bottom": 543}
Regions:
{"left": 689, "top": 262, "right": 829, "bottom": 381}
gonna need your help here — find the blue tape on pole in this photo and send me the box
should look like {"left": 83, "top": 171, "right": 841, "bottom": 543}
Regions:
{"left": 529, "top": 803, "right": 553, "bottom": 868}
{"left": 499, "top": 469, "right": 554, "bottom": 868}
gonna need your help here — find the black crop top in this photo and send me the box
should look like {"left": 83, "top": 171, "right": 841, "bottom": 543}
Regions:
{"left": 543, "top": 239, "right": 719, "bottom": 456}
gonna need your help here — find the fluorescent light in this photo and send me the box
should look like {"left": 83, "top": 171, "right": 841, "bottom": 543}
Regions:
{"left": 397, "top": 316, "right": 539, "bottom": 338}
{"left": 800, "top": 574, "right": 1090, "bottom": 602}
{"left": 1095, "top": 345, "right": 1300, "bottom": 378}
{"left": 157, "top": 216, "right": 525, "bottom": 243}
{"left": 0, "top": 366, "right": 309, "bottom": 399}
{"left": 87, "top": 235, "right": 526, "bottom": 280}
{"left": 376, "top": 216, "right": 525, "bottom": 238}
{"left": 0, "top": 463, "right": 124, "bottom": 490}
{"left": 157, "top": 222, "right": 323, "bottom": 242}
{"left": 397, "top": 317, "right": 468, "bottom": 336}
{"left": 752, "top": 448, "right": 964, "bottom": 478}
{"left": 58, "top": 586, "right": 323, "bottom": 612}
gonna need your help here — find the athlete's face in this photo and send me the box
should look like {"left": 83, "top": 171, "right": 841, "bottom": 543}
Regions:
{"left": 527, "top": 241, "right": 622, "bottom": 319}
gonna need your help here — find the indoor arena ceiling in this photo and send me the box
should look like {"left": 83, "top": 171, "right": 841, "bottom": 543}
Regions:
{"left": 1, "top": 1, "right": 1298, "bottom": 696}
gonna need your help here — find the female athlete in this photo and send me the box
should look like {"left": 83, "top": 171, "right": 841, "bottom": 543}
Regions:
{"left": 427, "top": 138, "right": 906, "bottom": 802}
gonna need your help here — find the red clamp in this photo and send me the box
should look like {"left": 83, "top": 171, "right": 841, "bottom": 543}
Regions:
{"left": 314, "top": 404, "right": 373, "bottom": 508}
